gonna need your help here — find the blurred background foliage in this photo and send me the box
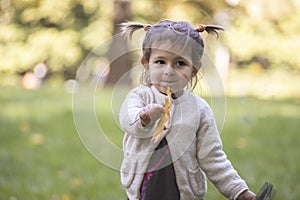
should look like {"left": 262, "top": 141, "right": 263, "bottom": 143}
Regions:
{"left": 224, "top": 0, "right": 300, "bottom": 69}
{"left": 1, "top": 1, "right": 300, "bottom": 199}
{"left": 0, "top": 0, "right": 299, "bottom": 93}
{"left": 0, "top": 0, "right": 112, "bottom": 78}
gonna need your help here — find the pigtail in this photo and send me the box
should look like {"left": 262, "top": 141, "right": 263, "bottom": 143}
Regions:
{"left": 120, "top": 22, "right": 152, "bottom": 39}
{"left": 195, "top": 24, "right": 224, "bottom": 38}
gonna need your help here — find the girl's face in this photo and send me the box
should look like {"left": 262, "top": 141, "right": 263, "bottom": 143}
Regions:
{"left": 142, "top": 45, "right": 196, "bottom": 95}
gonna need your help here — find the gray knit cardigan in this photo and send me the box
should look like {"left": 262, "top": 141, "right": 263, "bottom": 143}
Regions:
{"left": 119, "top": 85, "right": 248, "bottom": 200}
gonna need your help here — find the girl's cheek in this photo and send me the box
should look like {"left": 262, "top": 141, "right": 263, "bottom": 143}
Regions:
{"left": 149, "top": 72, "right": 160, "bottom": 83}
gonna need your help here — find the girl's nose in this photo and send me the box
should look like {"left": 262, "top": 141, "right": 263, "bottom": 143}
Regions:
{"left": 164, "top": 65, "right": 175, "bottom": 76}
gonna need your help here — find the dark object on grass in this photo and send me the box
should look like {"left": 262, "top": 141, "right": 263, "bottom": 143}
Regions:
{"left": 257, "top": 182, "right": 276, "bottom": 200}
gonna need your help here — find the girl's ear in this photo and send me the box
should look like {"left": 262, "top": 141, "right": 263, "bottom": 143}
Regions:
{"left": 141, "top": 57, "right": 149, "bottom": 70}
{"left": 192, "top": 67, "right": 198, "bottom": 77}
{"left": 192, "top": 62, "right": 201, "bottom": 77}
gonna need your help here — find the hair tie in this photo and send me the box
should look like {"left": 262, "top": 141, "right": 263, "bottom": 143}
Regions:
{"left": 143, "top": 24, "right": 151, "bottom": 31}
{"left": 195, "top": 24, "right": 206, "bottom": 32}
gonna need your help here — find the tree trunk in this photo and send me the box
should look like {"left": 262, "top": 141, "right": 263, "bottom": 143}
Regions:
{"left": 105, "top": 0, "right": 132, "bottom": 86}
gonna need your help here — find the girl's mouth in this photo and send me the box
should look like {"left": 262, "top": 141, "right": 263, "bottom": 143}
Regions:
{"left": 162, "top": 80, "right": 177, "bottom": 84}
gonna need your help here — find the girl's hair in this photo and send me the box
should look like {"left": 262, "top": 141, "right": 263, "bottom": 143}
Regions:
{"left": 121, "top": 20, "right": 224, "bottom": 90}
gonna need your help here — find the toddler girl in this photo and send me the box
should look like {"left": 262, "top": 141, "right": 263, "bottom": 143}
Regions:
{"left": 119, "top": 20, "right": 256, "bottom": 200}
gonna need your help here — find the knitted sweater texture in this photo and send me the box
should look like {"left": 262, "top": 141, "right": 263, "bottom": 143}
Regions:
{"left": 119, "top": 85, "right": 248, "bottom": 200}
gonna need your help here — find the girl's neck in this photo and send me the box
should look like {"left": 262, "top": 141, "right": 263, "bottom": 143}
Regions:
{"left": 159, "top": 91, "right": 178, "bottom": 99}
{"left": 158, "top": 88, "right": 183, "bottom": 99}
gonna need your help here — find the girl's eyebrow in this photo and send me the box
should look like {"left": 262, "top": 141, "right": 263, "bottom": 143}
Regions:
{"left": 153, "top": 55, "right": 187, "bottom": 60}
{"left": 174, "top": 56, "right": 189, "bottom": 61}
{"left": 152, "top": 55, "right": 166, "bottom": 60}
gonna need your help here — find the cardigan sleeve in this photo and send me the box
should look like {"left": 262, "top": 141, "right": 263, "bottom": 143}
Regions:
{"left": 119, "top": 87, "right": 156, "bottom": 138}
{"left": 196, "top": 102, "right": 248, "bottom": 200}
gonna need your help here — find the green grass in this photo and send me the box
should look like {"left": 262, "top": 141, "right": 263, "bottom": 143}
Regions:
{"left": 0, "top": 85, "right": 299, "bottom": 199}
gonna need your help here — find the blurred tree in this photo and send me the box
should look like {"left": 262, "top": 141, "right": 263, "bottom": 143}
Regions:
{"left": 105, "top": 0, "right": 132, "bottom": 86}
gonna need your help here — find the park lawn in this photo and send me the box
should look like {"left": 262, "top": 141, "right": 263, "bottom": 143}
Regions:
{"left": 0, "top": 85, "right": 299, "bottom": 199}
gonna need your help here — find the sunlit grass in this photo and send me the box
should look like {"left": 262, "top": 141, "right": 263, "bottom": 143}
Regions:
{"left": 0, "top": 85, "right": 299, "bottom": 199}
{"left": 0, "top": 86, "right": 124, "bottom": 200}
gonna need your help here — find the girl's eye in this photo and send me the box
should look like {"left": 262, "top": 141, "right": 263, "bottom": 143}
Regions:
{"left": 176, "top": 60, "right": 186, "bottom": 67}
{"left": 155, "top": 60, "right": 165, "bottom": 65}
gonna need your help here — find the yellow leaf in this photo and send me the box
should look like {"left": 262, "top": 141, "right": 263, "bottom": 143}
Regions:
{"left": 152, "top": 87, "right": 172, "bottom": 142}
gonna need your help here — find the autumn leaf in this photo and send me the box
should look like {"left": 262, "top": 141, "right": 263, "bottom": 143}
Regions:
{"left": 152, "top": 87, "right": 172, "bottom": 142}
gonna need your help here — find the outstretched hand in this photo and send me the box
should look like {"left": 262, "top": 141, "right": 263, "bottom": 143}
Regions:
{"left": 237, "top": 190, "right": 256, "bottom": 200}
{"left": 139, "top": 104, "right": 164, "bottom": 126}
